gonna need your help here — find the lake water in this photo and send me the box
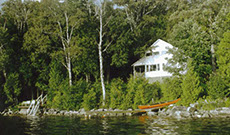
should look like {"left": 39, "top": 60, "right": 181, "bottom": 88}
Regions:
{"left": 1, "top": 115, "right": 230, "bottom": 135}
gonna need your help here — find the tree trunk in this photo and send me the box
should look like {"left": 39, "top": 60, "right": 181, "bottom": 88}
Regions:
{"left": 67, "top": 57, "right": 72, "bottom": 86}
{"left": 86, "top": 74, "right": 90, "bottom": 83}
{"left": 98, "top": 7, "right": 106, "bottom": 107}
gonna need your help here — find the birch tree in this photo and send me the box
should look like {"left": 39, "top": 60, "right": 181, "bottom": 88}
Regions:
{"left": 48, "top": 0, "right": 85, "bottom": 86}
{"left": 95, "top": 0, "right": 114, "bottom": 106}
{"left": 97, "top": 1, "right": 106, "bottom": 106}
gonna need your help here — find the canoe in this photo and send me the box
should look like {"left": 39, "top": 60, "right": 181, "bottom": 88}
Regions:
{"left": 138, "top": 98, "right": 181, "bottom": 110}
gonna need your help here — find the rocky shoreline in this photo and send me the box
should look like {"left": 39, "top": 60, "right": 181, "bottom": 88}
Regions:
{"left": 1, "top": 104, "right": 230, "bottom": 119}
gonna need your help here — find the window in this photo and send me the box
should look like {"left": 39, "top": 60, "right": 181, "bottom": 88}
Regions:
{"left": 161, "top": 51, "right": 167, "bottom": 55}
{"left": 150, "top": 65, "right": 156, "bottom": 71}
{"left": 146, "top": 52, "right": 152, "bottom": 56}
{"left": 135, "top": 66, "right": 145, "bottom": 73}
{"left": 147, "top": 64, "right": 160, "bottom": 72}
{"left": 153, "top": 52, "right": 159, "bottom": 55}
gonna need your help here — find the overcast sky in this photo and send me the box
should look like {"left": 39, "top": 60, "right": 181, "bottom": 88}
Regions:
{"left": 0, "top": 0, "right": 7, "bottom": 10}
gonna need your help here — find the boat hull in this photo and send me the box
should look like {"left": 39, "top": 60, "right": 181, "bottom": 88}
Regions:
{"left": 138, "top": 98, "right": 181, "bottom": 110}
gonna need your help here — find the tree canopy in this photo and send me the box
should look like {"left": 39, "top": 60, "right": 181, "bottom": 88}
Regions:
{"left": 0, "top": 0, "right": 229, "bottom": 110}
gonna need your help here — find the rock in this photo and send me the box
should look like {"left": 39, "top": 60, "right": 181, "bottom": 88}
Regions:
{"left": 173, "top": 111, "right": 182, "bottom": 119}
{"left": 72, "top": 111, "right": 79, "bottom": 115}
{"left": 190, "top": 102, "right": 198, "bottom": 108}
{"left": 127, "top": 108, "right": 133, "bottom": 111}
{"left": 104, "top": 109, "right": 108, "bottom": 111}
{"left": 96, "top": 108, "right": 104, "bottom": 112}
{"left": 64, "top": 111, "right": 70, "bottom": 116}
{"left": 90, "top": 109, "right": 95, "bottom": 112}
{"left": 180, "top": 111, "right": 191, "bottom": 118}
{"left": 193, "top": 111, "right": 202, "bottom": 118}
{"left": 125, "top": 113, "right": 132, "bottom": 116}
{"left": 79, "top": 108, "right": 86, "bottom": 115}
{"left": 202, "top": 111, "right": 211, "bottom": 118}
{"left": 108, "top": 108, "right": 113, "bottom": 111}
{"left": 187, "top": 107, "right": 197, "bottom": 115}
{"left": 117, "top": 113, "right": 124, "bottom": 116}
{"left": 48, "top": 109, "right": 56, "bottom": 115}
{"left": 219, "top": 107, "right": 230, "bottom": 114}
{"left": 8, "top": 109, "right": 13, "bottom": 115}
{"left": 59, "top": 110, "right": 66, "bottom": 115}
{"left": 210, "top": 110, "right": 219, "bottom": 115}
{"left": 114, "top": 109, "right": 121, "bottom": 111}
{"left": 147, "top": 111, "right": 157, "bottom": 116}
{"left": 79, "top": 108, "right": 85, "bottom": 112}
{"left": 19, "top": 109, "right": 27, "bottom": 115}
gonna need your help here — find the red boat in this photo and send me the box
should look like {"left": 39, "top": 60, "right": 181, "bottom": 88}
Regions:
{"left": 138, "top": 98, "right": 181, "bottom": 110}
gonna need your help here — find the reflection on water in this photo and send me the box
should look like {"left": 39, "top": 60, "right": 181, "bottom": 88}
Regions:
{"left": 1, "top": 115, "right": 230, "bottom": 135}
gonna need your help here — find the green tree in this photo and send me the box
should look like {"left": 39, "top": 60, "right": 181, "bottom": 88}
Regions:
{"left": 109, "top": 78, "right": 126, "bottom": 109}
{"left": 216, "top": 30, "right": 230, "bottom": 96}
{"left": 46, "top": 60, "right": 66, "bottom": 109}
{"left": 3, "top": 73, "right": 21, "bottom": 105}
{"left": 181, "top": 60, "right": 204, "bottom": 106}
{"left": 161, "top": 77, "right": 183, "bottom": 101}
{"left": 207, "top": 73, "right": 228, "bottom": 99}
{"left": 82, "top": 81, "right": 101, "bottom": 111}
{"left": 44, "top": 0, "right": 85, "bottom": 86}
{"left": 167, "top": 0, "right": 230, "bottom": 81}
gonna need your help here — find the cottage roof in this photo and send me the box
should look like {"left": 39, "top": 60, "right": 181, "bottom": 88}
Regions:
{"left": 132, "top": 39, "right": 172, "bottom": 67}
{"left": 132, "top": 56, "right": 155, "bottom": 66}
{"left": 150, "top": 39, "right": 173, "bottom": 51}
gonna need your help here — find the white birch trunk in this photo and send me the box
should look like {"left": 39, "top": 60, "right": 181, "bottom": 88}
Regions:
{"left": 58, "top": 12, "right": 74, "bottom": 87}
{"left": 67, "top": 57, "right": 72, "bottom": 86}
{"left": 98, "top": 6, "right": 106, "bottom": 106}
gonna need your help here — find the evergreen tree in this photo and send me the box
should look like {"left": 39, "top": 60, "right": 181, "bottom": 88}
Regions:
{"left": 216, "top": 30, "right": 230, "bottom": 96}
{"left": 181, "top": 60, "right": 204, "bottom": 106}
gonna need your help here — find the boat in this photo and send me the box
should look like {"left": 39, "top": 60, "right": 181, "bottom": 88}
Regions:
{"left": 138, "top": 98, "right": 181, "bottom": 110}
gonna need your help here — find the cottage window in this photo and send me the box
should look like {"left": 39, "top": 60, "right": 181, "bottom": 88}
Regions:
{"left": 146, "top": 52, "right": 152, "bottom": 56}
{"left": 153, "top": 52, "right": 159, "bottom": 55}
{"left": 161, "top": 51, "right": 167, "bottom": 55}
{"left": 150, "top": 65, "right": 156, "bottom": 71}
{"left": 135, "top": 66, "right": 145, "bottom": 73}
{"left": 147, "top": 64, "right": 160, "bottom": 72}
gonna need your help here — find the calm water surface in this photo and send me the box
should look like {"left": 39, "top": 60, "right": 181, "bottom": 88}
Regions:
{"left": 1, "top": 115, "right": 230, "bottom": 135}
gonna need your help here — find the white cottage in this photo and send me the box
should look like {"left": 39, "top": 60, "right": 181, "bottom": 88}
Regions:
{"left": 132, "top": 39, "right": 173, "bottom": 82}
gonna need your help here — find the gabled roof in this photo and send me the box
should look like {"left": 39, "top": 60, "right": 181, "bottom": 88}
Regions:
{"left": 132, "top": 56, "right": 155, "bottom": 66}
{"left": 150, "top": 39, "right": 173, "bottom": 50}
{"left": 132, "top": 39, "right": 172, "bottom": 66}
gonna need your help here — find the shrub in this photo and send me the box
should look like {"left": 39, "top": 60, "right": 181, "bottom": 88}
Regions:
{"left": 207, "top": 73, "right": 228, "bottom": 100}
{"left": 161, "top": 77, "right": 183, "bottom": 101}
{"left": 109, "top": 78, "right": 126, "bottom": 109}
{"left": 3, "top": 73, "right": 21, "bottom": 105}
{"left": 121, "top": 76, "right": 162, "bottom": 110}
{"left": 180, "top": 61, "right": 204, "bottom": 106}
{"left": 82, "top": 81, "right": 101, "bottom": 110}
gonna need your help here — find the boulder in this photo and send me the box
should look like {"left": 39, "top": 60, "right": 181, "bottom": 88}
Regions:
{"left": 219, "top": 107, "right": 230, "bottom": 114}
{"left": 202, "top": 111, "right": 211, "bottom": 118}
{"left": 114, "top": 109, "right": 121, "bottom": 111}
{"left": 127, "top": 108, "right": 133, "bottom": 111}
{"left": 147, "top": 111, "right": 157, "bottom": 116}
{"left": 209, "top": 110, "right": 219, "bottom": 115}
{"left": 19, "top": 109, "right": 27, "bottom": 115}
{"left": 125, "top": 113, "right": 132, "bottom": 116}
{"left": 79, "top": 108, "right": 85, "bottom": 112}
{"left": 96, "top": 108, "right": 104, "bottom": 112}
{"left": 187, "top": 107, "right": 197, "bottom": 115}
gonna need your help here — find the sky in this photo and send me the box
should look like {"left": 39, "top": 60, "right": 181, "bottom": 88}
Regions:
{"left": 0, "top": 0, "right": 7, "bottom": 10}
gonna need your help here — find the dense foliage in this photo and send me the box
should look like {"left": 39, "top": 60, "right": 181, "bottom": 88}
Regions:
{"left": 0, "top": 0, "right": 229, "bottom": 111}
